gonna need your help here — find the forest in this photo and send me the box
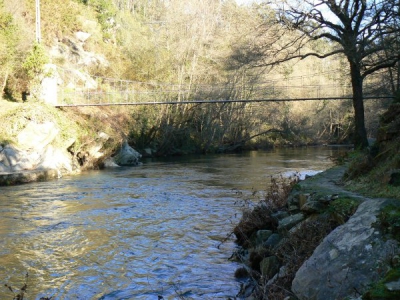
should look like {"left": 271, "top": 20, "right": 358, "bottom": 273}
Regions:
{"left": 0, "top": 0, "right": 399, "bottom": 155}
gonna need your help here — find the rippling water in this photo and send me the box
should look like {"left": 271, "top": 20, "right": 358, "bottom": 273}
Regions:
{"left": 0, "top": 148, "right": 340, "bottom": 299}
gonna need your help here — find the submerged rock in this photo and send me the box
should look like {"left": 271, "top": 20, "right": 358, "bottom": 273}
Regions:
{"left": 0, "top": 169, "right": 61, "bottom": 185}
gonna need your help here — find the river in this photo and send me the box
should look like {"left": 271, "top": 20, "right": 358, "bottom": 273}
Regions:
{"left": 0, "top": 147, "right": 342, "bottom": 299}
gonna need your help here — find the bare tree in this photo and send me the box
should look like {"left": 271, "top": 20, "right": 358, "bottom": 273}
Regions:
{"left": 241, "top": 0, "right": 400, "bottom": 148}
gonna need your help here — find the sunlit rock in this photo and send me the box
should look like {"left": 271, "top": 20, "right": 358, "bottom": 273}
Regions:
{"left": 17, "top": 121, "right": 59, "bottom": 151}
{"left": 113, "top": 141, "right": 142, "bottom": 166}
{"left": 75, "top": 31, "right": 91, "bottom": 43}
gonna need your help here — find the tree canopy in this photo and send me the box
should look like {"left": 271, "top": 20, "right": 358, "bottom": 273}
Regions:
{"left": 236, "top": 0, "right": 400, "bottom": 148}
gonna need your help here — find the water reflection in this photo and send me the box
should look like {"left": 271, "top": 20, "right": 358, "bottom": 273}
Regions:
{"left": 0, "top": 148, "right": 337, "bottom": 299}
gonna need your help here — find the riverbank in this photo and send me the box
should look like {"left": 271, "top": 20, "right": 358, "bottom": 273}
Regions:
{"left": 232, "top": 163, "right": 400, "bottom": 299}
{"left": 0, "top": 101, "right": 145, "bottom": 185}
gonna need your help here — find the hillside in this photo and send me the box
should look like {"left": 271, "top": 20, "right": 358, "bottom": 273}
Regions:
{"left": 0, "top": 0, "right": 397, "bottom": 158}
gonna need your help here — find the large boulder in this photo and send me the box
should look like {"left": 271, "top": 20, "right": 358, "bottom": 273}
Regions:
{"left": 113, "top": 141, "right": 142, "bottom": 166}
{"left": 292, "top": 198, "right": 400, "bottom": 300}
{"left": 0, "top": 121, "right": 76, "bottom": 182}
{"left": 17, "top": 121, "right": 59, "bottom": 151}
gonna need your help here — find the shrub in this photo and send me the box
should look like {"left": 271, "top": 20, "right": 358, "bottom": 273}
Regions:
{"left": 22, "top": 42, "right": 49, "bottom": 80}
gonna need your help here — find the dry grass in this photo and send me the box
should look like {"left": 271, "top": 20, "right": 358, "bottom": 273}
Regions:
{"left": 232, "top": 171, "right": 362, "bottom": 299}
{"left": 233, "top": 175, "right": 298, "bottom": 247}
{"left": 264, "top": 216, "right": 339, "bottom": 299}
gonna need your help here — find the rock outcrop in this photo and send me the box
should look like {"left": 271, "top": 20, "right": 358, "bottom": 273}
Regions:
{"left": 233, "top": 166, "right": 400, "bottom": 299}
{"left": 0, "top": 116, "right": 141, "bottom": 185}
{"left": 0, "top": 121, "right": 73, "bottom": 175}
{"left": 292, "top": 198, "right": 400, "bottom": 300}
{"left": 50, "top": 32, "right": 108, "bottom": 69}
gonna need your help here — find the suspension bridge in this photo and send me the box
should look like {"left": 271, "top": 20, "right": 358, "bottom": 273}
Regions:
{"left": 52, "top": 67, "right": 394, "bottom": 107}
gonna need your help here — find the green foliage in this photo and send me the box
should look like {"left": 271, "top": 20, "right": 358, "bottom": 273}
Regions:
{"left": 0, "top": 1, "right": 19, "bottom": 91}
{"left": 0, "top": 0, "right": 394, "bottom": 153}
{"left": 344, "top": 150, "right": 374, "bottom": 180}
{"left": 363, "top": 268, "right": 400, "bottom": 300}
{"left": 23, "top": 0, "right": 83, "bottom": 43}
{"left": 343, "top": 104, "right": 400, "bottom": 198}
{"left": 328, "top": 197, "right": 361, "bottom": 224}
{"left": 378, "top": 205, "right": 400, "bottom": 240}
{"left": 0, "top": 4, "right": 18, "bottom": 52}
{"left": 22, "top": 42, "right": 49, "bottom": 80}
{"left": 1, "top": 103, "right": 57, "bottom": 140}
{"left": 86, "top": 0, "right": 117, "bottom": 39}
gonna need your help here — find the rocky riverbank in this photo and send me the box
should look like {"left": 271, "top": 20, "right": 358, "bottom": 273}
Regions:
{"left": 232, "top": 165, "right": 400, "bottom": 300}
{"left": 0, "top": 101, "right": 142, "bottom": 186}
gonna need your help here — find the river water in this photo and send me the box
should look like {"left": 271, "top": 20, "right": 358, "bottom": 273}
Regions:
{"left": 0, "top": 147, "right": 341, "bottom": 299}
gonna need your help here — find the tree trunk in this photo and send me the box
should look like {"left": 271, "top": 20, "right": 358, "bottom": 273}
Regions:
{"left": 1, "top": 71, "right": 8, "bottom": 96}
{"left": 349, "top": 62, "right": 369, "bottom": 149}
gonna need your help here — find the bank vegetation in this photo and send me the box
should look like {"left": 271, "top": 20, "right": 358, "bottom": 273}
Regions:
{"left": 0, "top": 0, "right": 398, "bottom": 156}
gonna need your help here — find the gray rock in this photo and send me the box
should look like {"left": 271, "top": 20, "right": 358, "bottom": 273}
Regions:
{"left": 237, "top": 279, "right": 257, "bottom": 298}
{"left": 144, "top": 148, "right": 153, "bottom": 156}
{"left": 113, "top": 141, "right": 142, "bottom": 166}
{"left": 0, "top": 169, "right": 60, "bottom": 185}
{"left": 0, "top": 119, "right": 110, "bottom": 183}
{"left": 51, "top": 37, "right": 108, "bottom": 69}
{"left": 292, "top": 199, "right": 400, "bottom": 300}
{"left": 260, "top": 256, "right": 280, "bottom": 279}
{"left": 278, "top": 213, "right": 305, "bottom": 231}
{"left": 385, "top": 279, "right": 400, "bottom": 291}
{"left": 267, "top": 265, "right": 289, "bottom": 286}
{"left": 75, "top": 31, "right": 91, "bottom": 42}
{"left": 0, "top": 146, "right": 11, "bottom": 170}
{"left": 263, "top": 233, "right": 282, "bottom": 249}
{"left": 0, "top": 121, "right": 74, "bottom": 174}
{"left": 271, "top": 211, "right": 289, "bottom": 220}
{"left": 288, "top": 205, "right": 300, "bottom": 213}
{"left": 39, "top": 146, "right": 73, "bottom": 173}
{"left": 17, "top": 121, "right": 59, "bottom": 151}
{"left": 256, "top": 230, "right": 273, "bottom": 246}
{"left": 103, "top": 158, "right": 120, "bottom": 168}
{"left": 287, "top": 194, "right": 299, "bottom": 205}
{"left": 300, "top": 200, "right": 327, "bottom": 213}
